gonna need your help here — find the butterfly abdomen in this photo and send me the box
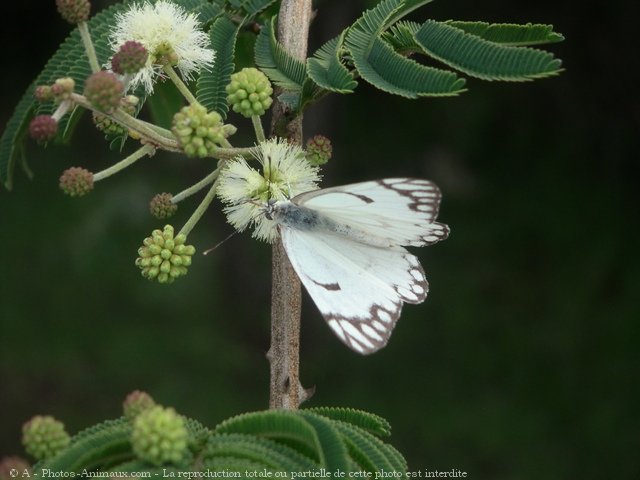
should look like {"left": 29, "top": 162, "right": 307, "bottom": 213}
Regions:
{"left": 272, "top": 202, "right": 322, "bottom": 231}
{"left": 274, "top": 201, "right": 395, "bottom": 248}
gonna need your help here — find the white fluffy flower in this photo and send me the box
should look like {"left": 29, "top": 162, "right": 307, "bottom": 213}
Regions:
{"left": 109, "top": 0, "right": 215, "bottom": 93}
{"left": 217, "top": 139, "right": 321, "bottom": 243}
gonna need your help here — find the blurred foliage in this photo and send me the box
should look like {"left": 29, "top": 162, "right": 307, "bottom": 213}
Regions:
{"left": 1, "top": 1, "right": 638, "bottom": 479}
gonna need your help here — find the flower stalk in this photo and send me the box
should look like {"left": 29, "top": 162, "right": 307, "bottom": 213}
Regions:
{"left": 69, "top": 92, "right": 180, "bottom": 151}
{"left": 179, "top": 166, "right": 222, "bottom": 237}
{"left": 93, "top": 144, "right": 155, "bottom": 182}
{"left": 78, "top": 22, "right": 100, "bottom": 73}
{"left": 172, "top": 169, "right": 218, "bottom": 204}
{"left": 252, "top": 116, "right": 266, "bottom": 143}
{"left": 163, "top": 65, "right": 198, "bottom": 104}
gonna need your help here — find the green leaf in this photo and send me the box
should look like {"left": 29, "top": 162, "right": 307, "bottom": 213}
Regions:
{"left": 239, "top": 0, "right": 278, "bottom": 16}
{"left": 164, "top": 0, "right": 222, "bottom": 25}
{"left": 333, "top": 422, "right": 395, "bottom": 472}
{"left": 382, "top": 20, "right": 422, "bottom": 53}
{"left": 197, "top": 16, "right": 240, "bottom": 119}
{"left": 255, "top": 16, "right": 307, "bottom": 91}
{"left": 386, "top": 0, "right": 434, "bottom": 27}
{"left": 191, "top": 2, "right": 224, "bottom": 24}
{"left": 0, "top": 86, "right": 34, "bottom": 189}
{"left": 335, "top": 421, "right": 407, "bottom": 473}
{"left": 61, "top": 106, "right": 85, "bottom": 144}
{"left": 299, "top": 412, "right": 350, "bottom": 471}
{"left": 227, "top": 0, "right": 277, "bottom": 17}
{"left": 215, "top": 410, "right": 323, "bottom": 461}
{"left": 445, "top": 21, "right": 564, "bottom": 46}
{"left": 38, "top": 418, "right": 133, "bottom": 472}
{"left": 306, "top": 407, "right": 392, "bottom": 437}
{"left": 206, "top": 434, "right": 320, "bottom": 470}
{"left": 345, "top": 0, "right": 466, "bottom": 98}
{"left": 414, "top": 20, "right": 563, "bottom": 81}
{"left": 273, "top": 79, "right": 322, "bottom": 114}
{"left": 307, "top": 31, "right": 357, "bottom": 94}
{"left": 105, "top": 459, "right": 157, "bottom": 473}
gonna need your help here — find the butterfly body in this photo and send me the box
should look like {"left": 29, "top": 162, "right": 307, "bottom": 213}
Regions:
{"left": 267, "top": 201, "right": 397, "bottom": 248}
{"left": 266, "top": 178, "right": 449, "bottom": 354}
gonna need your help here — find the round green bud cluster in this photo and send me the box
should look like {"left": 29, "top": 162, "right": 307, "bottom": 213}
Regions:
{"left": 21, "top": 416, "right": 70, "bottom": 461}
{"left": 131, "top": 406, "right": 188, "bottom": 466}
{"left": 112, "top": 41, "right": 149, "bottom": 75}
{"left": 149, "top": 193, "right": 177, "bottom": 220}
{"left": 0, "top": 456, "right": 30, "bottom": 480}
{"left": 123, "top": 390, "right": 156, "bottom": 420}
{"left": 226, "top": 68, "right": 273, "bottom": 118}
{"left": 172, "top": 103, "right": 226, "bottom": 158}
{"left": 59, "top": 167, "right": 94, "bottom": 197}
{"left": 306, "top": 135, "right": 333, "bottom": 166}
{"left": 34, "top": 86, "right": 53, "bottom": 103}
{"left": 51, "top": 77, "right": 76, "bottom": 102}
{"left": 136, "top": 225, "right": 195, "bottom": 284}
{"left": 56, "top": 0, "right": 90, "bottom": 24}
{"left": 84, "top": 71, "right": 124, "bottom": 113}
{"left": 29, "top": 115, "right": 58, "bottom": 143}
{"left": 93, "top": 96, "right": 138, "bottom": 136}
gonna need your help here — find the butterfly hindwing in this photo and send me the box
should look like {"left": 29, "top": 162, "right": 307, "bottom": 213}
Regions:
{"left": 280, "top": 227, "right": 428, "bottom": 354}
{"left": 291, "top": 178, "right": 450, "bottom": 247}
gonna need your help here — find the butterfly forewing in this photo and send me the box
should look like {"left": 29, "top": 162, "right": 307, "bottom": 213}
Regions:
{"left": 280, "top": 228, "right": 429, "bottom": 354}
{"left": 292, "top": 178, "right": 450, "bottom": 247}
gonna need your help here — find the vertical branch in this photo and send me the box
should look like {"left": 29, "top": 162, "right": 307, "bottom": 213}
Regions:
{"left": 267, "top": 0, "right": 313, "bottom": 410}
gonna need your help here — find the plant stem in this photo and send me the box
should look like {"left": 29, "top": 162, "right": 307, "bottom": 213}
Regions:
{"left": 70, "top": 93, "right": 181, "bottom": 151}
{"left": 252, "top": 115, "right": 266, "bottom": 143}
{"left": 93, "top": 144, "right": 155, "bottom": 182}
{"left": 213, "top": 146, "right": 258, "bottom": 160}
{"left": 78, "top": 22, "right": 100, "bottom": 73}
{"left": 52, "top": 101, "right": 73, "bottom": 122}
{"left": 179, "top": 168, "right": 222, "bottom": 237}
{"left": 172, "top": 170, "right": 219, "bottom": 204}
{"left": 163, "top": 65, "right": 198, "bottom": 104}
{"left": 267, "top": 0, "right": 313, "bottom": 410}
{"left": 138, "top": 120, "right": 175, "bottom": 139}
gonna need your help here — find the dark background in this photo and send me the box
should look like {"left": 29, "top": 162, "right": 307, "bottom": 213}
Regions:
{"left": 1, "top": 1, "right": 638, "bottom": 478}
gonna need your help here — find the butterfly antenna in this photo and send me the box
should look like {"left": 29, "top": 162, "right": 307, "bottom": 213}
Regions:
{"left": 203, "top": 231, "right": 238, "bottom": 255}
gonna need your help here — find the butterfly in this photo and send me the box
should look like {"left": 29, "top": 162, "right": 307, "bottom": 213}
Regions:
{"left": 264, "top": 178, "right": 449, "bottom": 354}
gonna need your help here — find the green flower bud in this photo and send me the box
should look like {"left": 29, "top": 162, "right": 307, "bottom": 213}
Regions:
{"left": 172, "top": 103, "right": 228, "bottom": 158}
{"left": 59, "top": 167, "right": 94, "bottom": 197}
{"left": 84, "top": 71, "right": 124, "bottom": 114}
{"left": 149, "top": 193, "right": 178, "bottom": 219}
{"left": 34, "top": 86, "right": 53, "bottom": 103}
{"left": 123, "top": 390, "right": 156, "bottom": 420}
{"left": 226, "top": 68, "right": 273, "bottom": 118}
{"left": 136, "top": 225, "right": 195, "bottom": 284}
{"left": 306, "top": 135, "right": 333, "bottom": 166}
{"left": 21, "top": 416, "right": 70, "bottom": 461}
{"left": 56, "top": 0, "right": 90, "bottom": 25}
{"left": 112, "top": 41, "right": 149, "bottom": 75}
{"left": 93, "top": 96, "right": 138, "bottom": 136}
{"left": 51, "top": 77, "right": 76, "bottom": 103}
{"left": 29, "top": 116, "right": 58, "bottom": 143}
{"left": 131, "top": 406, "right": 188, "bottom": 466}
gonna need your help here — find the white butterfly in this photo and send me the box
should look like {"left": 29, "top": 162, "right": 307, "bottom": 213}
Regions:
{"left": 264, "top": 178, "right": 449, "bottom": 354}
